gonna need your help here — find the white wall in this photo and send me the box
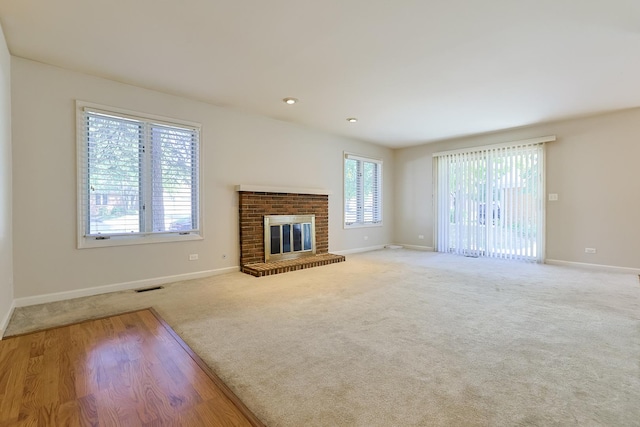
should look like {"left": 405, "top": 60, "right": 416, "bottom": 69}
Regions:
{"left": 395, "top": 108, "right": 640, "bottom": 269}
{"left": 11, "top": 57, "right": 393, "bottom": 300}
{"left": 0, "top": 23, "right": 13, "bottom": 335}
{"left": 13, "top": 52, "right": 638, "bottom": 307}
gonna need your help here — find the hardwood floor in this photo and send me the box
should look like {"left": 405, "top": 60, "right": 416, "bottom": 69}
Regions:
{"left": 0, "top": 308, "right": 265, "bottom": 426}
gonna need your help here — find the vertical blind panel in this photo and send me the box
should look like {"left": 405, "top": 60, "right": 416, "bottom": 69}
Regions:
{"left": 434, "top": 143, "right": 544, "bottom": 262}
{"left": 436, "top": 156, "right": 449, "bottom": 252}
{"left": 81, "top": 109, "right": 200, "bottom": 237}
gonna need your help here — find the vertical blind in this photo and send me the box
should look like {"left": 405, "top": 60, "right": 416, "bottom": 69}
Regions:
{"left": 344, "top": 153, "right": 382, "bottom": 226}
{"left": 434, "top": 139, "right": 549, "bottom": 261}
{"left": 79, "top": 107, "right": 200, "bottom": 237}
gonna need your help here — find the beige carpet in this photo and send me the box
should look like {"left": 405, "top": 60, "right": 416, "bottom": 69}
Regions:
{"left": 6, "top": 249, "right": 640, "bottom": 426}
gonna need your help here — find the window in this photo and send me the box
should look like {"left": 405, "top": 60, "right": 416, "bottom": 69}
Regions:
{"left": 77, "top": 102, "right": 201, "bottom": 247}
{"left": 344, "top": 153, "right": 382, "bottom": 227}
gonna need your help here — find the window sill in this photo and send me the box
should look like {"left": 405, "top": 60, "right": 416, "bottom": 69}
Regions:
{"left": 344, "top": 222, "right": 383, "bottom": 229}
{"left": 78, "top": 232, "right": 203, "bottom": 249}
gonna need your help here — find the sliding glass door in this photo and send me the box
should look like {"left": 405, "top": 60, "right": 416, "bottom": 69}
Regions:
{"left": 434, "top": 142, "right": 545, "bottom": 261}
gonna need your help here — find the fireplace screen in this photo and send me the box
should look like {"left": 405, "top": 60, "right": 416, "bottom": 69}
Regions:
{"left": 264, "top": 215, "right": 316, "bottom": 262}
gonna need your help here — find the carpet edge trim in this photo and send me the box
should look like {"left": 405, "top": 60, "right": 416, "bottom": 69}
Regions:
{"left": 149, "top": 307, "right": 266, "bottom": 427}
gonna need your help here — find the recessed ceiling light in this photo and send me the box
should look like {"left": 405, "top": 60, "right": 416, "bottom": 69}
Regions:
{"left": 283, "top": 97, "right": 298, "bottom": 105}
{"left": 347, "top": 117, "right": 358, "bottom": 123}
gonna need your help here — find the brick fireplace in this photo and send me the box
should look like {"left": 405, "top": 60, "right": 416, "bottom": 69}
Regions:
{"left": 236, "top": 185, "right": 345, "bottom": 276}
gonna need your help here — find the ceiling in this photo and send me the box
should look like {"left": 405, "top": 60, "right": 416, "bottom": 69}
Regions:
{"left": 1, "top": 0, "right": 639, "bottom": 148}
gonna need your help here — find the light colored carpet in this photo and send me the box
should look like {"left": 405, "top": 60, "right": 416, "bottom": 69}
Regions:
{"left": 6, "top": 249, "right": 640, "bottom": 426}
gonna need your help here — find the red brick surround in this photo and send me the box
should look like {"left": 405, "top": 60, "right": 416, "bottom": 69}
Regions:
{"left": 239, "top": 192, "right": 330, "bottom": 267}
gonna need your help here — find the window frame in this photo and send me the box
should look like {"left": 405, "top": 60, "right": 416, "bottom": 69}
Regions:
{"left": 76, "top": 101, "right": 203, "bottom": 249}
{"left": 343, "top": 152, "right": 383, "bottom": 229}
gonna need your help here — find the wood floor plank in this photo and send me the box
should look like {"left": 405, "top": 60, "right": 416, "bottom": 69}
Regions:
{"left": 28, "top": 331, "right": 45, "bottom": 358}
{"left": 72, "top": 322, "right": 100, "bottom": 400}
{"left": 41, "top": 328, "right": 62, "bottom": 407}
{"left": 0, "top": 333, "right": 31, "bottom": 420}
{"left": 0, "top": 309, "right": 264, "bottom": 427}
{"left": 57, "top": 330, "right": 77, "bottom": 405}
{"left": 77, "top": 393, "right": 99, "bottom": 427}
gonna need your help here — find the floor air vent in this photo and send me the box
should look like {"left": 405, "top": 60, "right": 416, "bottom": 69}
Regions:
{"left": 135, "top": 286, "right": 164, "bottom": 293}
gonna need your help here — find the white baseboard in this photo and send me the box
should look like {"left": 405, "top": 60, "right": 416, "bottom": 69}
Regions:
{"left": 13, "top": 266, "right": 239, "bottom": 308}
{"left": 399, "top": 244, "right": 434, "bottom": 251}
{"left": 333, "top": 245, "right": 387, "bottom": 255}
{"left": 545, "top": 259, "right": 640, "bottom": 275}
{"left": 334, "top": 244, "right": 435, "bottom": 255}
{"left": 0, "top": 300, "right": 16, "bottom": 340}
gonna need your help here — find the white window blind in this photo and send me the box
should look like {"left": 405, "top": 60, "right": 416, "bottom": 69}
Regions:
{"left": 344, "top": 153, "right": 382, "bottom": 227}
{"left": 78, "top": 104, "right": 200, "bottom": 244}
{"left": 434, "top": 138, "right": 550, "bottom": 262}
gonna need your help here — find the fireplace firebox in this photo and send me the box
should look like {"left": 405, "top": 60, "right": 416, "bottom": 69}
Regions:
{"left": 264, "top": 215, "right": 316, "bottom": 262}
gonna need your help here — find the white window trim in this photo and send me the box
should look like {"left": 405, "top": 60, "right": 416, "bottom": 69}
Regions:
{"left": 343, "top": 151, "right": 383, "bottom": 229}
{"left": 76, "top": 101, "right": 204, "bottom": 249}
